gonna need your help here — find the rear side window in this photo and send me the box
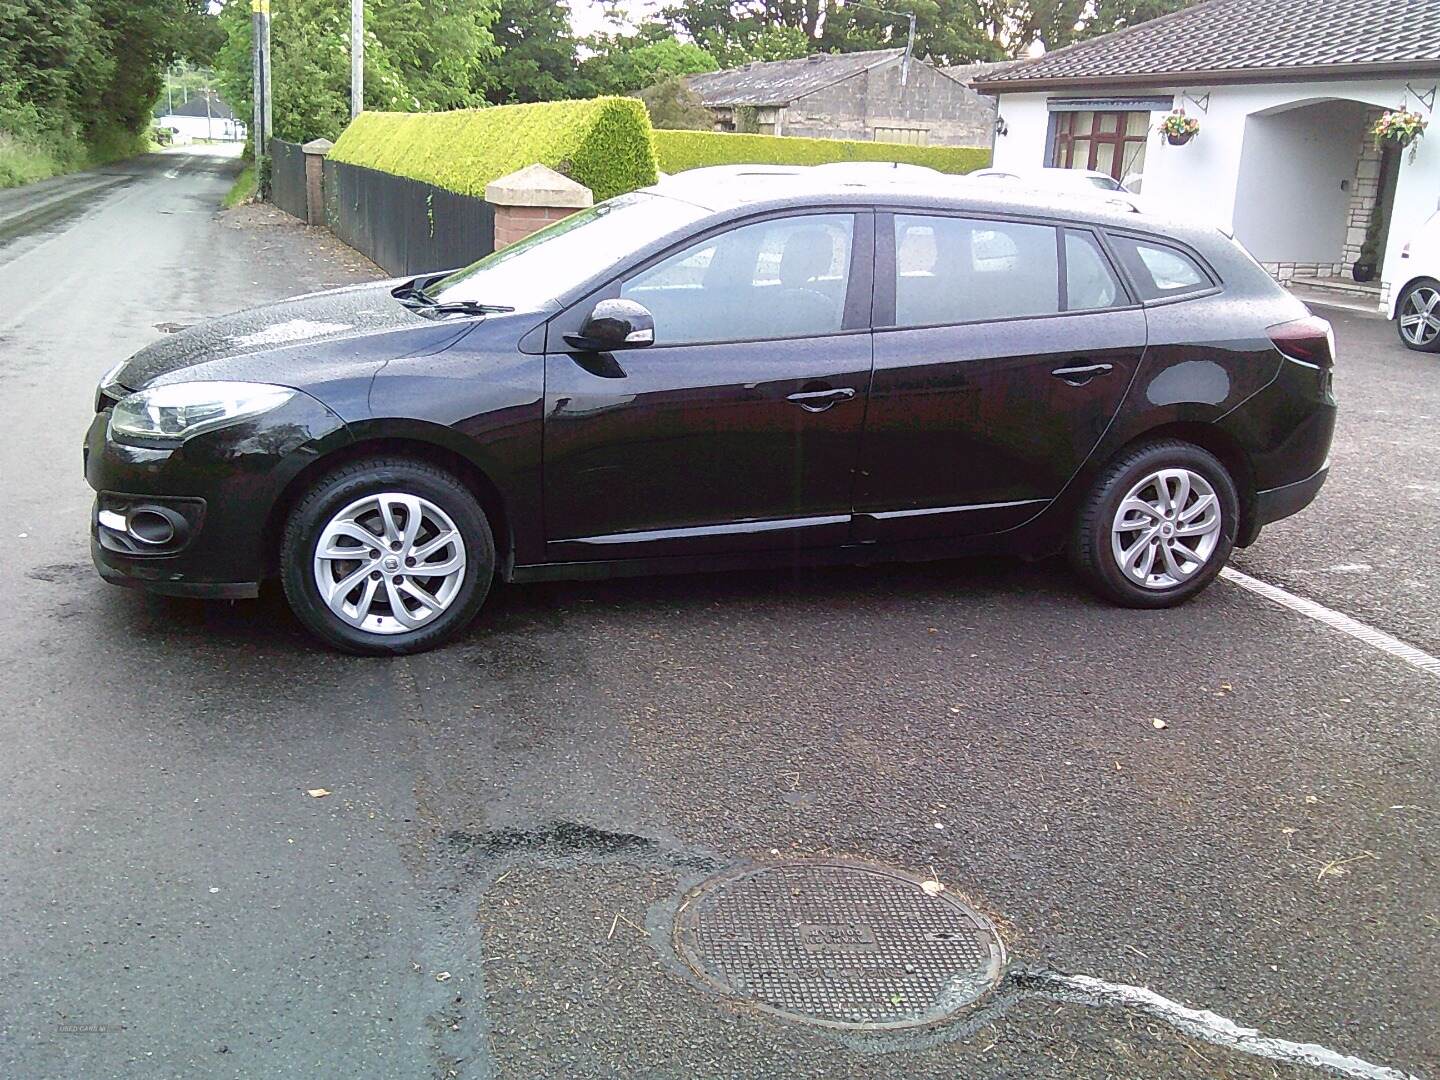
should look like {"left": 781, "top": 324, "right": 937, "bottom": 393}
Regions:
{"left": 1063, "top": 229, "right": 1124, "bottom": 311}
{"left": 893, "top": 214, "right": 1059, "bottom": 327}
{"left": 1109, "top": 235, "right": 1213, "bottom": 301}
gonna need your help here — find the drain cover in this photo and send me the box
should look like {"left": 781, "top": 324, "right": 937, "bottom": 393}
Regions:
{"left": 674, "top": 861, "right": 1004, "bottom": 1029}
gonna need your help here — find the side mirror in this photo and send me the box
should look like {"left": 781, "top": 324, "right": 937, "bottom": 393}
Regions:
{"left": 564, "top": 298, "right": 655, "bottom": 352}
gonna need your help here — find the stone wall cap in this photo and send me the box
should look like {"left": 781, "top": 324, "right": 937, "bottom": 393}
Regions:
{"left": 302, "top": 138, "right": 335, "bottom": 155}
{"left": 486, "top": 163, "right": 593, "bottom": 208}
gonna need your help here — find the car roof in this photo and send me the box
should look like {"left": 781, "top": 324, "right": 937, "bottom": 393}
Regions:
{"left": 646, "top": 165, "right": 1169, "bottom": 232}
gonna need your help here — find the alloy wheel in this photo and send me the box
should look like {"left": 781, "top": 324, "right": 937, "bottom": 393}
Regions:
{"left": 1400, "top": 286, "right": 1440, "bottom": 347}
{"left": 312, "top": 492, "right": 467, "bottom": 635}
{"left": 1109, "top": 468, "right": 1222, "bottom": 590}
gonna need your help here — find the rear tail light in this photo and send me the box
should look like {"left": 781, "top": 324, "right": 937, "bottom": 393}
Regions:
{"left": 1268, "top": 315, "right": 1335, "bottom": 368}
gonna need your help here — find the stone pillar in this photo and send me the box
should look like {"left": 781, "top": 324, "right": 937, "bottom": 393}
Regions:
{"left": 301, "top": 138, "right": 333, "bottom": 227}
{"left": 485, "top": 164, "right": 593, "bottom": 249}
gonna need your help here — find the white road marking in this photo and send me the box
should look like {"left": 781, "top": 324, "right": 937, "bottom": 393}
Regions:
{"left": 1221, "top": 567, "right": 1440, "bottom": 678}
{"left": 1031, "top": 970, "right": 1421, "bottom": 1080}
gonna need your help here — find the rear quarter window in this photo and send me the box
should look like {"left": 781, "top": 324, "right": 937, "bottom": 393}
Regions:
{"left": 1109, "top": 235, "right": 1215, "bottom": 302}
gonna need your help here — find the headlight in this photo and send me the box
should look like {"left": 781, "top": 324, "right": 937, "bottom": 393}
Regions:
{"left": 110, "top": 381, "right": 296, "bottom": 443}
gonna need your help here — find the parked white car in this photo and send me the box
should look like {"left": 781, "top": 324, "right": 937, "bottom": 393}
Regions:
{"left": 967, "top": 167, "right": 1142, "bottom": 213}
{"left": 1391, "top": 210, "right": 1440, "bottom": 352}
{"left": 969, "top": 167, "right": 1133, "bottom": 193}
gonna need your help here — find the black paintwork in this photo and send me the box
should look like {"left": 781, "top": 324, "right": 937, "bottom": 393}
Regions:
{"left": 86, "top": 179, "right": 1336, "bottom": 598}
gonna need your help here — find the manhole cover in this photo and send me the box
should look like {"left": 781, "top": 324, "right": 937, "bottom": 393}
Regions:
{"left": 674, "top": 861, "right": 1004, "bottom": 1029}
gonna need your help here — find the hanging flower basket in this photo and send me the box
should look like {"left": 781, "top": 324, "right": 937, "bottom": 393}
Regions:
{"left": 1157, "top": 110, "right": 1199, "bottom": 146}
{"left": 1373, "top": 108, "right": 1427, "bottom": 162}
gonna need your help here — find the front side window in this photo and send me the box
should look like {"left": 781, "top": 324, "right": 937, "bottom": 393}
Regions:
{"left": 1109, "top": 236, "right": 1212, "bottom": 301}
{"left": 620, "top": 214, "right": 854, "bottom": 345}
{"left": 893, "top": 214, "right": 1060, "bottom": 327}
{"left": 431, "top": 192, "right": 708, "bottom": 311}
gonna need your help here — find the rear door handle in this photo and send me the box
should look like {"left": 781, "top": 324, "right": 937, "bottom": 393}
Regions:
{"left": 1051, "top": 362, "right": 1113, "bottom": 386}
{"left": 786, "top": 387, "right": 857, "bottom": 412}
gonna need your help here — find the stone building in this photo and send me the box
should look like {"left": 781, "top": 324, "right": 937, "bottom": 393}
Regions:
{"left": 687, "top": 49, "right": 997, "bottom": 148}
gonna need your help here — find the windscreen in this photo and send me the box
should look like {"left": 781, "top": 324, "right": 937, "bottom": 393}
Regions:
{"left": 429, "top": 192, "right": 710, "bottom": 311}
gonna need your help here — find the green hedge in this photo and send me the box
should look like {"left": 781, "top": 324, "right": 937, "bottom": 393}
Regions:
{"left": 329, "top": 97, "right": 658, "bottom": 202}
{"left": 653, "top": 129, "right": 991, "bottom": 176}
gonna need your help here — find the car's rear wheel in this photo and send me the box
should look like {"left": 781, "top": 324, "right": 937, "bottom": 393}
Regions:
{"left": 1397, "top": 278, "right": 1440, "bottom": 352}
{"left": 281, "top": 459, "right": 494, "bottom": 654}
{"left": 1069, "top": 440, "right": 1238, "bottom": 608}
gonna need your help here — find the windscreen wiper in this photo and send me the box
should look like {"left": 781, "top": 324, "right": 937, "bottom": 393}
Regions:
{"left": 395, "top": 279, "right": 513, "bottom": 317}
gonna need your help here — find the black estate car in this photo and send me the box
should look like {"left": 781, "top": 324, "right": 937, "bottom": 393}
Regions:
{"left": 86, "top": 167, "right": 1336, "bottom": 654}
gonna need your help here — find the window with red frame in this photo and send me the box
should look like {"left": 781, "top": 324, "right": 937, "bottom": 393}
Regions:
{"left": 1052, "top": 111, "right": 1149, "bottom": 182}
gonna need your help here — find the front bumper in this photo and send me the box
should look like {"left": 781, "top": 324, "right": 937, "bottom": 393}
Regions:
{"left": 85, "top": 392, "right": 351, "bottom": 599}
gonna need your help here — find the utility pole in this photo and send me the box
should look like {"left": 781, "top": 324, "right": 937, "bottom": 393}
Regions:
{"left": 252, "top": 0, "right": 272, "bottom": 193}
{"left": 351, "top": 0, "right": 364, "bottom": 119}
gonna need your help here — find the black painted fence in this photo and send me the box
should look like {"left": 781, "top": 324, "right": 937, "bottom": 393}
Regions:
{"left": 322, "top": 158, "right": 495, "bottom": 277}
{"left": 269, "top": 139, "right": 308, "bottom": 222}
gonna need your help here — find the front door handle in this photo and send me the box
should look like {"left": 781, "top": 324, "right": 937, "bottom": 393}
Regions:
{"left": 1051, "top": 362, "right": 1114, "bottom": 386}
{"left": 786, "top": 387, "right": 857, "bottom": 412}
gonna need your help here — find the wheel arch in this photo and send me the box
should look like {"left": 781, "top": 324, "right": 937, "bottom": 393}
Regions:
{"left": 1391, "top": 273, "right": 1439, "bottom": 323}
{"left": 1049, "top": 420, "right": 1256, "bottom": 552}
{"left": 264, "top": 427, "right": 516, "bottom": 579}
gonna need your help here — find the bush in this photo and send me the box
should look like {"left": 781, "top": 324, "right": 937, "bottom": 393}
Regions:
{"left": 653, "top": 129, "right": 991, "bottom": 176}
{"left": 0, "top": 131, "right": 66, "bottom": 188}
{"left": 634, "top": 77, "right": 712, "bottom": 132}
{"left": 329, "top": 97, "right": 658, "bottom": 202}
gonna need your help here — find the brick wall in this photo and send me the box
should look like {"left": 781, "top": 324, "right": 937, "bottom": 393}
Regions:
{"left": 493, "top": 204, "right": 579, "bottom": 248}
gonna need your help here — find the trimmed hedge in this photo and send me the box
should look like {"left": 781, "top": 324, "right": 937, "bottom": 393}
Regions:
{"left": 653, "top": 129, "right": 991, "bottom": 176}
{"left": 329, "top": 97, "right": 658, "bottom": 202}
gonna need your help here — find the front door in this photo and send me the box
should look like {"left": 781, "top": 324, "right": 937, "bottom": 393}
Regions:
{"left": 543, "top": 211, "right": 875, "bottom": 562}
{"left": 855, "top": 212, "right": 1146, "bottom": 542}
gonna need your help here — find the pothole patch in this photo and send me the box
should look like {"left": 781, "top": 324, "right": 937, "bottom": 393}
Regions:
{"left": 674, "top": 860, "right": 1004, "bottom": 1030}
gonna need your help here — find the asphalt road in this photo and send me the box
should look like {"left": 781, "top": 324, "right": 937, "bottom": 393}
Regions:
{"left": 0, "top": 147, "right": 1435, "bottom": 1080}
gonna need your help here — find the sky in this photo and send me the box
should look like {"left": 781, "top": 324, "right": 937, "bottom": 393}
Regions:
{"left": 566, "top": 0, "right": 657, "bottom": 37}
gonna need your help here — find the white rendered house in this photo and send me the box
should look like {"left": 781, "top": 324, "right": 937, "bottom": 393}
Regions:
{"left": 975, "top": 0, "right": 1440, "bottom": 311}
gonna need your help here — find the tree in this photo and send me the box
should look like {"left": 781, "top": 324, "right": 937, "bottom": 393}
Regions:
{"left": 484, "top": 0, "right": 581, "bottom": 103}
{"left": 973, "top": 0, "right": 1190, "bottom": 53}
{"left": 578, "top": 35, "right": 719, "bottom": 96}
{"left": 634, "top": 76, "right": 712, "bottom": 130}
{"left": 0, "top": 0, "right": 217, "bottom": 157}
{"left": 661, "top": 0, "right": 1001, "bottom": 67}
{"left": 213, "top": 0, "right": 499, "bottom": 143}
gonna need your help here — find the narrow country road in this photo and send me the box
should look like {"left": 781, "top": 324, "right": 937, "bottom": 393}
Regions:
{"left": 0, "top": 146, "right": 1435, "bottom": 1080}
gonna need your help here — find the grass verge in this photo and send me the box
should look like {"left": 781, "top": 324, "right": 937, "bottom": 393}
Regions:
{"left": 222, "top": 164, "right": 256, "bottom": 209}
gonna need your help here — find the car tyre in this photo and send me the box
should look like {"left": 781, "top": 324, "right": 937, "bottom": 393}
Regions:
{"left": 281, "top": 458, "right": 495, "bottom": 655}
{"left": 1069, "top": 439, "right": 1239, "bottom": 609}
{"left": 1396, "top": 277, "right": 1440, "bottom": 353}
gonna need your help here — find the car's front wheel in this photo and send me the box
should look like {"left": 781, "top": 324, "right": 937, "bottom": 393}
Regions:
{"left": 281, "top": 459, "right": 495, "bottom": 654}
{"left": 1069, "top": 440, "right": 1238, "bottom": 608}
{"left": 1396, "top": 277, "right": 1440, "bottom": 352}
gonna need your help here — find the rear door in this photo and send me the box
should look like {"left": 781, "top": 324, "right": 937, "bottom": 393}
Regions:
{"left": 855, "top": 213, "right": 1146, "bottom": 542}
{"left": 542, "top": 210, "right": 875, "bottom": 562}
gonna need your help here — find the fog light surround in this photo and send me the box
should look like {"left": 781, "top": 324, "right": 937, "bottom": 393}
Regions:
{"left": 95, "top": 493, "right": 206, "bottom": 557}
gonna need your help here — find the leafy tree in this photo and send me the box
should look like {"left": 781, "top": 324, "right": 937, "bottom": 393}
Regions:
{"left": 213, "top": 0, "right": 499, "bottom": 143}
{"left": 0, "top": 0, "right": 218, "bottom": 182}
{"left": 578, "top": 35, "right": 718, "bottom": 96}
{"left": 484, "top": 0, "right": 581, "bottom": 103}
{"left": 973, "top": 0, "right": 1190, "bottom": 53}
{"left": 634, "top": 75, "right": 712, "bottom": 131}
{"left": 661, "top": 0, "right": 1001, "bottom": 66}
